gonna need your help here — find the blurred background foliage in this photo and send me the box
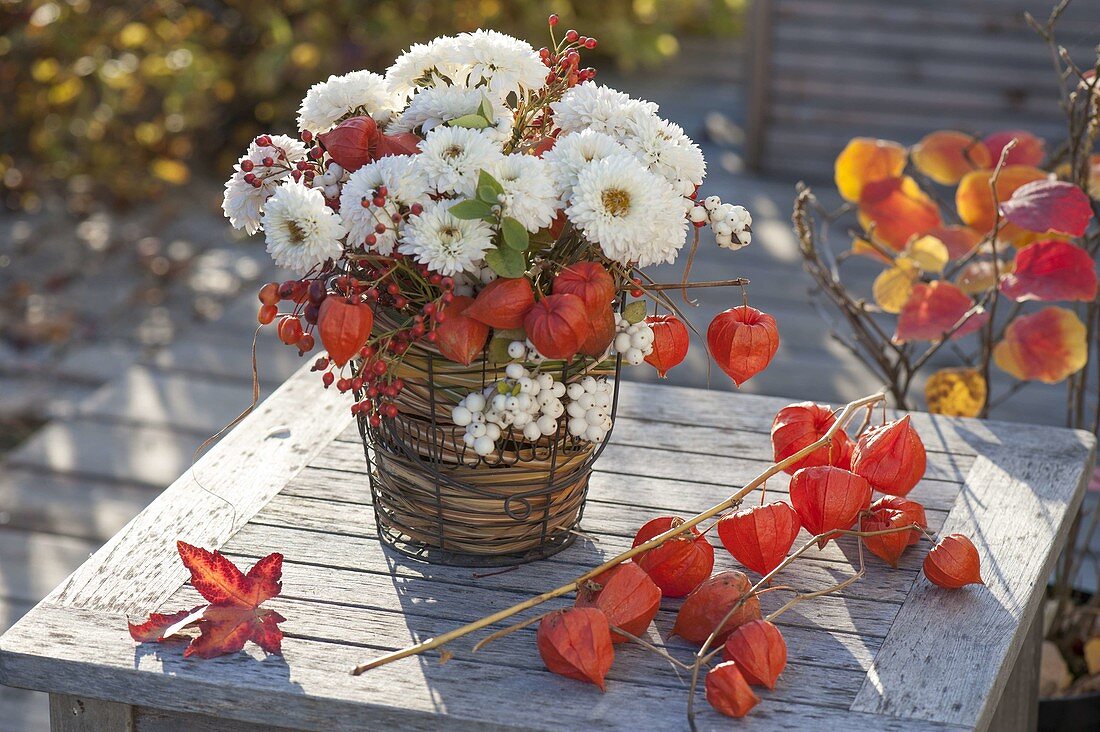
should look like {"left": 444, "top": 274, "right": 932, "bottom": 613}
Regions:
{"left": 0, "top": 0, "right": 746, "bottom": 211}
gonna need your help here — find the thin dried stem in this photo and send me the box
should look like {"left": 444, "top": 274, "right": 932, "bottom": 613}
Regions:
{"left": 977, "top": 139, "right": 1017, "bottom": 418}
{"left": 471, "top": 611, "right": 551, "bottom": 653}
{"left": 609, "top": 626, "right": 695, "bottom": 672}
{"left": 645, "top": 278, "right": 750, "bottom": 291}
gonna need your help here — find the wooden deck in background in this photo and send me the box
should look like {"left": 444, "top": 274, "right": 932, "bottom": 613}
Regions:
{"left": 0, "top": 35, "right": 1082, "bottom": 729}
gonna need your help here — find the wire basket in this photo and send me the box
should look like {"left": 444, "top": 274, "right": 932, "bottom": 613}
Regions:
{"left": 356, "top": 317, "right": 621, "bottom": 567}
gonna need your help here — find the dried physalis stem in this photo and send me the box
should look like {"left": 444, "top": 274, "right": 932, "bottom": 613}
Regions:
{"left": 722, "top": 619, "right": 787, "bottom": 690}
{"left": 788, "top": 466, "right": 871, "bottom": 548}
{"left": 705, "top": 662, "right": 760, "bottom": 718}
{"left": 771, "top": 402, "right": 854, "bottom": 473}
{"left": 923, "top": 534, "right": 984, "bottom": 589}
{"left": 860, "top": 508, "right": 913, "bottom": 569}
{"left": 574, "top": 563, "right": 661, "bottom": 644}
{"left": 871, "top": 495, "right": 927, "bottom": 546}
{"left": 851, "top": 415, "right": 927, "bottom": 496}
{"left": 632, "top": 516, "right": 714, "bottom": 598}
{"left": 716, "top": 502, "right": 801, "bottom": 577}
{"left": 672, "top": 571, "right": 761, "bottom": 644}
{"left": 536, "top": 608, "right": 614, "bottom": 691}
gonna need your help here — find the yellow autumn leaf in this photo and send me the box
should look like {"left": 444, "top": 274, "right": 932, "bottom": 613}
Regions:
{"left": 873, "top": 258, "right": 920, "bottom": 314}
{"left": 905, "top": 235, "right": 950, "bottom": 273}
{"left": 924, "top": 368, "right": 987, "bottom": 417}
{"left": 151, "top": 158, "right": 190, "bottom": 185}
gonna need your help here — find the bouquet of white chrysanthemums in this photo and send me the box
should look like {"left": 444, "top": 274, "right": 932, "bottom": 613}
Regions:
{"left": 222, "top": 18, "right": 761, "bottom": 444}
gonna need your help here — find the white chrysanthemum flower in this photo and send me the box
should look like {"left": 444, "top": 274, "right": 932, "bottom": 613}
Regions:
{"left": 542, "top": 130, "right": 626, "bottom": 202}
{"left": 452, "top": 29, "right": 547, "bottom": 96}
{"left": 222, "top": 135, "right": 309, "bottom": 235}
{"left": 340, "top": 156, "right": 429, "bottom": 254}
{"left": 389, "top": 85, "right": 513, "bottom": 143}
{"left": 622, "top": 115, "right": 706, "bottom": 187}
{"left": 551, "top": 83, "right": 659, "bottom": 137}
{"left": 488, "top": 154, "right": 559, "bottom": 232}
{"left": 262, "top": 182, "right": 347, "bottom": 274}
{"left": 417, "top": 125, "right": 505, "bottom": 197}
{"left": 385, "top": 37, "right": 468, "bottom": 99}
{"left": 567, "top": 154, "right": 688, "bottom": 267}
{"left": 297, "top": 70, "right": 402, "bottom": 134}
{"left": 399, "top": 200, "right": 495, "bottom": 275}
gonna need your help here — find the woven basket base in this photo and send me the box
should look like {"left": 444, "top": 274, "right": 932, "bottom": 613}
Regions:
{"left": 358, "top": 317, "right": 614, "bottom": 566}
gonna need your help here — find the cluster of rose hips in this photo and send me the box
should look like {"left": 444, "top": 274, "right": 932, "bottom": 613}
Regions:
{"left": 257, "top": 256, "right": 464, "bottom": 425}
{"left": 311, "top": 348, "right": 405, "bottom": 427}
{"left": 238, "top": 136, "right": 292, "bottom": 189}
{"left": 257, "top": 279, "right": 318, "bottom": 355}
{"left": 540, "top": 16, "right": 598, "bottom": 87}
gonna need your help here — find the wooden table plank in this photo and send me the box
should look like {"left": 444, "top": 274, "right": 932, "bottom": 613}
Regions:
{"left": 0, "top": 605, "right": 966, "bottom": 732}
{"left": 40, "top": 362, "right": 350, "bottom": 615}
{"left": 850, "top": 437, "right": 1096, "bottom": 727}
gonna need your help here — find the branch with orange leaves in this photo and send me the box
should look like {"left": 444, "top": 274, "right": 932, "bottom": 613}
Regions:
{"left": 349, "top": 389, "right": 887, "bottom": 675}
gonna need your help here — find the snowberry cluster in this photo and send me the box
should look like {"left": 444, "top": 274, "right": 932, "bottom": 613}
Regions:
{"left": 565, "top": 376, "right": 615, "bottom": 443}
{"left": 690, "top": 196, "right": 752, "bottom": 251}
{"left": 451, "top": 364, "right": 567, "bottom": 456}
{"left": 613, "top": 318, "right": 654, "bottom": 365}
{"left": 309, "top": 161, "right": 349, "bottom": 200}
{"left": 507, "top": 339, "right": 547, "bottom": 365}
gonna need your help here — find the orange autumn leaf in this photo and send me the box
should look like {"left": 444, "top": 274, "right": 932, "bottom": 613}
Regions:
{"left": 1000, "top": 240, "right": 1098, "bottom": 302}
{"left": 834, "top": 138, "right": 907, "bottom": 202}
{"left": 895, "top": 281, "right": 987, "bottom": 343}
{"left": 924, "top": 367, "right": 987, "bottom": 418}
{"left": 859, "top": 176, "right": 942, "bottom": 251}
{"left": 956, "top": 165, "right": 1047, "bottom": 243}
{"left": 911, "top": 130, "right": 992, "bottom": 185}
{"left": 128, "top": 542, "right": 286, "bottom": 659}
{"left": 983, "top": 130, "right": 1046, "bottom": 167}
{"left": 921, "top": 226, "right": 984, "bottom": 260}
{"left": 994, "top": 306, "right": 1087, "bottom": 383}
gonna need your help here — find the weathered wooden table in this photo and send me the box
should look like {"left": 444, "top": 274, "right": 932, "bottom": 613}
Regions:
{"left": 0, "top": 364, "right": 1093, "bottom": 731}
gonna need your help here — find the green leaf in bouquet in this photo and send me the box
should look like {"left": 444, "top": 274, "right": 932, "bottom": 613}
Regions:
{"left": 477, "top": 97, "right": 495, "bottom": 122}
{"left": 485, "top": 246, "right": 527, "bottom": 278}
{"left": 477, "top": 169, "right": 505, "bottom": 199}
{"left": 448, "top": 113, "right": 490, "bottom": 129}
{"left": 449, "top": 199, "right": 492, "bottom": 220}
{"left": 487, "top": 336, "right": 514, "bottom": 364}
{"left": 623, "top": 300, "right": 647, "bottom": 324}
{"left": 495, "top": 327, "right": 527, "bottom": 342}
{"left": 501, "top": 217, "right": 529, "bottom": 251}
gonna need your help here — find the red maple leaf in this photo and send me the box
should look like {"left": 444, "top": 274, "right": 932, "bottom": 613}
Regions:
{"left": 128, "top": 541, "right": 285, "bottom": 659}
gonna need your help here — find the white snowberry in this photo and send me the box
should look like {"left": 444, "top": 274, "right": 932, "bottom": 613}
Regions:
{"left": 452, "top": 406, "right": 472, "bottom": 426}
